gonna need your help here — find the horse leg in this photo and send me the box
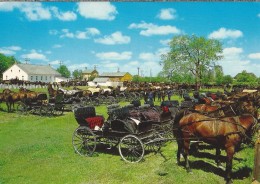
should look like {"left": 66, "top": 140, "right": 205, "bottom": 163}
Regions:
{"left": 225, "top": 146, "right": 235, "bottom": 184}
{"left": 215, "top": 147, "right": 221, "bottom": 167}
{"left": 183, "top": 139, "right": 192, "bottom": 173}
{"left": 176, "top": 139, "right": 183, "bottom": 165}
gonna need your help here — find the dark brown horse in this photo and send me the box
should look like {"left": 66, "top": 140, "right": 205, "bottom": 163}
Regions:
{"left": 47, "top": 83, "right": 64, "bottom": 97}
{"left": 173, "top": 110, "right": 259, "bottom": 184}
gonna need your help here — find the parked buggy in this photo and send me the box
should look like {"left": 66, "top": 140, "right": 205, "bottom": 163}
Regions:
{"left": 16, "top": 93, "right": 48, "bottom": 116}
{"left": 17, "top": 93, "right": 64, "bottom": 116}
{"left": 72, "top": 104, "right": 173, "bottom": 163}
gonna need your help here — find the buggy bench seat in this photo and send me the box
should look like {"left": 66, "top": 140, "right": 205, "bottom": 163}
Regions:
{"left": 74, "top": 106, "right": 104, "bottom": 129}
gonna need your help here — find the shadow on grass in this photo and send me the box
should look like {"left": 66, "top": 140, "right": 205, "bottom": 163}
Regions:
{"left": 177, "top": 144, "right": 252, "bottom": 181}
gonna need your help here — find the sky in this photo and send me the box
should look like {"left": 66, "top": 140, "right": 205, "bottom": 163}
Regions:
{"left": 0, "top": 2, "right": 260, "bottom": 77}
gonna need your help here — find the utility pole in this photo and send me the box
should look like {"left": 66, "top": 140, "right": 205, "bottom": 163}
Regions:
{"left": 59, "top": 60, "right": 63, "bottom": 66}
{"left": 137, "top": 67, "right": 140, "bottom": 76}
{"left": 25, "top": 58, "right": 30, "bottom": 64}
{"left": 117, "top": 67, "right": 120, "bottom": 72}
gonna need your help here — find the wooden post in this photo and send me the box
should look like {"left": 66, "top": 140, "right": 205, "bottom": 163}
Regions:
{"left": 253, "top": 130, "right": 260, "bottom": 183}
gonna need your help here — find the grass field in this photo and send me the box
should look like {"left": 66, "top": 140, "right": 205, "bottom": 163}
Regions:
{"left": 0, "top": 90, "right": 257, "bottom": 184}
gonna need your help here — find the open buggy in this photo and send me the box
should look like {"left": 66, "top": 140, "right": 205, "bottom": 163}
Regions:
{"left": 72, "top": 103, "right": 174, "bottom": 163}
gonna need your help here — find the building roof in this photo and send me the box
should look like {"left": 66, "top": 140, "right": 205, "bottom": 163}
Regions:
{"left": 82, "top": 69, "right": 97, "bottom": 74}
{"left": 99, "top": 72, "right": 129, "bottom": 77}
{"left": 16, "top": 63, "right": 61, "bottom": 76}
{"left": 93, "top": 77, "right": 110, "bottom": 83}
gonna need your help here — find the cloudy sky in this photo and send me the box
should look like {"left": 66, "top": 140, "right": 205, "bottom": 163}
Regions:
{"left": 0, "top": 2, "right": 260, "bottom": 77}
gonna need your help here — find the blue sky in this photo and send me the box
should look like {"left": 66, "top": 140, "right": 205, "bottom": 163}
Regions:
{"left": 0, "top": 2, "right": 260, "bottom": 77}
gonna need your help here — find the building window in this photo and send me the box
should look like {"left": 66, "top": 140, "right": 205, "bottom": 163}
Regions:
{"left": 19, "top": 70, "right": 20, "bottom": 72}
{"left": 36, "top": 76, "right": 38, "bottom": 81}
{"left": 6, "top": 76, "right": 8, "bottom": 80}
{"left": 11, "top": 70, "right": 12, "bottom": 72}
{"left": 31, "top": 76, "right": 33, "bottom": 80}
{"left": 22, "top": 76, "right": 24, "bottom": 80}
{"left": 46, "top": 76, "right": 47, "bottom": 80}
{"left": 41, "top": 76, "right": 43, "bottom": 81}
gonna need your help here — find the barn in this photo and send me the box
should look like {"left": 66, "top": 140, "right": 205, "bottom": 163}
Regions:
{"left": 99, "top": 72, "right": 132, "bottom": 82}
{"left": 82, "top": 68, "right": 99, "bottom": 81}
{"left": 2, "top": 63, "right": 66, "bottom": 82}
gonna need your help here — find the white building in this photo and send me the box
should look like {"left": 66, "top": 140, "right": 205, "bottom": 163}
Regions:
{"left": 3, "top": 63, "right": 67, "bottom": 82}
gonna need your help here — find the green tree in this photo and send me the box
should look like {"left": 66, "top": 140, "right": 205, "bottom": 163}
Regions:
{"left": 214, "top": 65, "right": 224, "bottom": 85}
{"left": 222, "top": 75, "right": 233, "bottom": 85}
{"left": 161, "top": 35, "right": 223, "bottom": 89}
{"left": 57, "top": 65, "right": 71, "bottom": 78}
{"left": 235, "top": 70, "right": 257, "bottom": 83}
{"left": 72, "top": 69, "right": 83, "bottom": 80}
{"left": 0, "top": 53, "right": 18, "bottom": 78}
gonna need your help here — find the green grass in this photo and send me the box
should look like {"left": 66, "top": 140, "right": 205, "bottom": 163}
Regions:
{"left": 0, "top": 93, "right": 256, "bottom": 184}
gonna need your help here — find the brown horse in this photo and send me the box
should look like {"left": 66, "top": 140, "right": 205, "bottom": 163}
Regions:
{"left": 173, "top": 111, "right": 259, "bottom": 184}
{"left": 2, "top": 89, "right": 27, "bottom": 112}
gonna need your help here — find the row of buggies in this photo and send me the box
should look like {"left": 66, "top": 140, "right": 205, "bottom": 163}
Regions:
{"left": 72, "top": 100, "right": 180, "bottom": 163}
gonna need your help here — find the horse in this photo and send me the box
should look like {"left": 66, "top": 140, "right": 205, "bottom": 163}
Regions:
{"left": 173, "top": 108, "right": 259, "bottom": 184}
{"left": 47, "top": 83, "right": 64, "bottom": 98}
{"left": 2, "top": 88, "right": 27, "bottom": 112}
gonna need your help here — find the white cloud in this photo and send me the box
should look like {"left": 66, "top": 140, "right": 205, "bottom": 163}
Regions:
{"left": 160, "top": 39, "right": 171, "bottom": 46}
{"left": 77, "top": 2, "right": 117, "bottom": 21}
{"left": 21, "top": 50, "right": 48, "bottom": 61}
{"left": 258, "top": 13, "right": 260, "bottom": 18}
{"left": 0, "top": 48, "right": 15, "bottom": 55}
{"left": 75, "top": 28, "right": 100, "bottom": 39}
{"left": 208, "top": 27, "right": 243, "bottom": 40}
{"left": 5, "top": 46, "right": 21, "bottom": 51}
{"left": 58, "top": 28, "right": 100, "bottom": 39}
{"left": 49, "top": 29, "right": 58, "bottom": 35}
{"left": 248, "top": 53, "right": 260, "bottom": 59}
{"left": 218, "top": 47, "right": 260, "bottom": 77}
{"left": 51, "top": 7, "right": 77, "bottom": 21}
{"left": 68, "top": 63, "right": 89, "bottom": 72}
{"left": 0, "top": 3, "right": 77, "bottom": 21}
{"left": 49, "top": 60, "right": 60, "bottom": 65}
{"left": 53, "top": 44, "right": 62, "bottom": 48}
{"left": 60, "top": 29, "right": 74, "bottom": 38}
{"left": 157, "top": 8, "right": 177, "bottom": 20}
{"left": 129, "top": 22, "right": 181, "bottom": 36}
{"left": 0, "top": 45, "right": 22, "bottom": 55}
{"left": 94, "top": 31, "right": 130, "bottom": 45}
{"left": 96, "top": 51, "right": 132, "bottom": 60}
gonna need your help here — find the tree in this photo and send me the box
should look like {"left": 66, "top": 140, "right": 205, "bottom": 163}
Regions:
{"left": 57, "top": 65, "right": 71, "bottom": 78}
{"left": 214, "top": 65, "right": 224, "bottom": 85}
{"left": 72, "top": 69, "right": 83, "bottom": 80}
{"left": 235, "top": 70, "right": 257, "bottom": 83}
{"left": 222, "top": 75, "right": 233, "bottom": 85}
{"left": 161, "top": 35, "right": 223, "bottom": 90}
{"left": 0, "top": 53, "right": 18, "bottom": 78}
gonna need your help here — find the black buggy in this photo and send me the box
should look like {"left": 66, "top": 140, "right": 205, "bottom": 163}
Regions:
{"left": 72, "top": 103, "right": 174, "bottom": 163}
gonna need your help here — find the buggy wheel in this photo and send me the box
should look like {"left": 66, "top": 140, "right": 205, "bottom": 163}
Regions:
{"left": 119, "top": 135, "right": 144, "bottom": 163}
{"left": 72, "top": 126, "right": 96, "bottom": 156}
{"left": 40, "top": 104, "right": 54, "bottom": 116}
{"left": 16, "top": 102, "right": 28, "bottom": 115}
{"left": 53, "top": 105, "right": 64, "bottom": 116}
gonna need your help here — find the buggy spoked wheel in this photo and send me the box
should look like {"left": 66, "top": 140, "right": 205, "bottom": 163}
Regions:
{"left": 119, "top": 135, "right": 144, "bottom": 163}
{"left": 72, "top": 126, "right": 96, "bottom": 156}
{"left": 53, "top": 105, "right": 64, "bottom": 116}
{"left": 40, "top": 104, "right": 54, "bottom": 116}
{"left": 16, "top": 102, "right": 28, "bottom": 115}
